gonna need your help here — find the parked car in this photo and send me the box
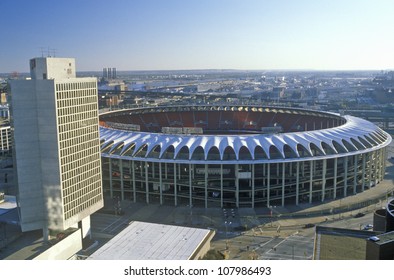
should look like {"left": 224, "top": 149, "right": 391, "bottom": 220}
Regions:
{"left": 367, "top": 236, "right": 380, "bottom": 242}
{"left": 303, "top": 223, "right": 315, "bottom": 228}
{"left": 363, "top": 224, "right": 373, "bottom": 230}
{"left": 354, "top": 212, "right": 365, "bottom": 218}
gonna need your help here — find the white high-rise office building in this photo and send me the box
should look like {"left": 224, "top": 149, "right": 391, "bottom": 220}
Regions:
{"left": 11, "top": 57, "right": 103, "bottom": 240}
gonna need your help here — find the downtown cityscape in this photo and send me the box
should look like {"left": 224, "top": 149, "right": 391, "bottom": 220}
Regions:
{"left": 0, "top": 0, "right": 394, "bottom": 277}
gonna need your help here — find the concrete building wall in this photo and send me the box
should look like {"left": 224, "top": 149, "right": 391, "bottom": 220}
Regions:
{"left": 11, "top": 57, "right": 103, "bottom": 235}
{"left": 30, "top": 57, "right": 75, "bottom": 80}
{"left": 33, "top": 229, "right": 82, "bottom": 260}
{"left": 11, "top": 79, "right": 48, "bottom": 231}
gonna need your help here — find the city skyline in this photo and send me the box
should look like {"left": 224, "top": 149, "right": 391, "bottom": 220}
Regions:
{"left": 1, "top": 0, "right": 394, "bottom": 73}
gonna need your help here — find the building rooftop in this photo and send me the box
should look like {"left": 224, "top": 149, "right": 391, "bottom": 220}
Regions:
{"left": 88, "top": 221, "right": 213, "bottom": 260}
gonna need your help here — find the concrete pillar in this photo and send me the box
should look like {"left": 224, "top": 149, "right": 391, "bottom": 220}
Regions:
{"left": 189, "top": 164, "right": 192, "bottom": 207}
{"left": 282, "top": 162, "right": 285, "bottom": 206}
{"left": 353, "top": 154, "right": 358, "bottom": 195}
{"left": 235, "top": 164, "right": 239, "bottom": 208}
{"left": 368, "top": 153, "right": 372, "bottom": 188}
{"left": 296, "top": 161, "right": 299, "bottom": 205}
{"left": 380, "top": 149, "right": 385, "bottom": 181}
{"left": 120, "top": 159, "right": 124, "bottom": 201}
{"left": 322, "top": 159, "right": 326, "bottom": 202}
{"left": 362, "top": 155, "right": 366, "bottom": 191}
{"left": 132, "top": 161, "right": 136, "bottom": 202}
{"left": 43, "top": 227, "right": 49, "bottom": 242}
{"left": 220, "top": 164, "right": 224, "bottom": 208}
{"left": 109, "top": 158, "right": 113, "bottom": 198}
{"left": 252, "top": 164, "right": 255, "bottom": 208}
{"left": 344, "top": 156, "right": 348, "bottom": 197}
{"left": 266, "top": 163, "right": 270, "bottom": 207}
{"left": 309, "top": 161, "right": 313, "bottom": 204}
{"left": 145, "top": 162, "right": 149, "bottom": 204}
{"left": 205, "top": 164, "right": 208, "bottom": 208}
{"left": 159, "top": 162, "right": 163, "bottom": 205}
{"left": 174, "top": 163, "right": 177, "bottom": 206}
{"left": 333, "top": 158, "right": 337, "bottom": 199}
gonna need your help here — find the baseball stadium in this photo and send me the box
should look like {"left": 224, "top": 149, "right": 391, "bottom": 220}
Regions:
{"left": 99, "top": 105, "right": 391, "bottom": 208}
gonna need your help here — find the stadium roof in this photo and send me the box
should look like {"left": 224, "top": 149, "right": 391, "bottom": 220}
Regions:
{"left": 99, "top": 106, "right": 391, "bottom": 163}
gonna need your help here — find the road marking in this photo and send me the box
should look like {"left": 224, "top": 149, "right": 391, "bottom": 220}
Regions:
{"left": 265, "top": 238, "right": 287, "bottom": 254}
{"left": 101, "top": 216, "right": 124, "bottom": 232}
{"left": 259, "top": 238, "right": 277, "bottom": 248}
{"left": 260, "top": 252, "right": 309, "bottom": 260}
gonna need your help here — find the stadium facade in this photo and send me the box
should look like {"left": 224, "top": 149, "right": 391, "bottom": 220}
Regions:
{"left": 99, "top": 105, "right": 391, "bottom": 208}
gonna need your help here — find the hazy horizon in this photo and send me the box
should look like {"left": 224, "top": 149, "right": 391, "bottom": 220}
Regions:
{"left": 1, "top": 0, "right": 393, "bottom": 73}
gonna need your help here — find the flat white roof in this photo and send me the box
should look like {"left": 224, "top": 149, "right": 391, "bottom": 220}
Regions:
{"left": 88, "top": 221, "right": 212, "bottom": 260}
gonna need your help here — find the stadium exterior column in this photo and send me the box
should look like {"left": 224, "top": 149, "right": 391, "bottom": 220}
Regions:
{"left": 353, "top": 154, "right": 358, "bottom": 195}
{"left": 159, "top": 162, "right": 163, "bottom": 205}
{"left": 132, "top": 161, "right": 136, "bottom": 202}
{"left": 367, "top": 153, "right": 372, "bottom": 189}
{"left": 252, "top": 164, "right": 255, "bottom": 208}
{"left": 266, "top": 163, "right": 270, "bottom": 207}
{"left": 189, "top": 163, "right": 192, "bottom": 207}
{"left": 333, "top": 158, "right": 337, "bottom": 199}
{"left": 322, "top": 159, "right": 326, "bottom": 202}
{"left": 235, "top": 164, "right": 239, "bottom": 208}
{"left": 109, "top": 157, "right": 113, "bottom": 198}
{"left": 174, "top": 163, "right": 177, "bottom": 206}
{"left": 373, "top": 151, "right": 378, "bottom": 185}
{"left": 362, "top": 155, "right": 366, "bottom": 191}
{"left": 128, "top": 161, "right": 132, "bottom": 201}
{"left": 378, "top": 150, "right": 382, "bottom": 181}
{"left": 309, "top": 160, "right": 313, "bottom": 204}
{"left": 145, "top": 162, "right": 149, "bottom": 204}
{"left": 120, "top": 159, "right": 124, "bottom": 201}
{"left": 344, "top": 156, "right": 348, "bottom": 197}
{"left": 204, "top": 164, "right": 208, "bottom": 208}
{"left": 380, "top": 149, "right": 386, "bottom": 181}
{"left": 281, "top": 162, "right": 285, "bottom": 206}
{"left": 296, "top": 161, "right": 299, "bottom": 205}
{"left": 220, "top": 164, "right": 223, "bottom": 208}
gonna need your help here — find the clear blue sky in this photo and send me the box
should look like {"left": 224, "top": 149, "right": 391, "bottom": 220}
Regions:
{"left": 1, "top": 0, "right": 393, "bottom": 72}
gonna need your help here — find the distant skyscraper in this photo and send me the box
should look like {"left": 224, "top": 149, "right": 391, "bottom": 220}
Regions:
{"left": 102, "top": 67, "right": 117, "bottom": 79}
{"left": 11, "top": 57, "right": 103, "bottom": 240}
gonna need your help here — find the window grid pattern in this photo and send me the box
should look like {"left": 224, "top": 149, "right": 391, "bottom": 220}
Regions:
{"left": 56, "top": 81, "right": 102, "bottom": 221}
{"left": 0, "top": 126, "right": 11, "bottom": 152}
